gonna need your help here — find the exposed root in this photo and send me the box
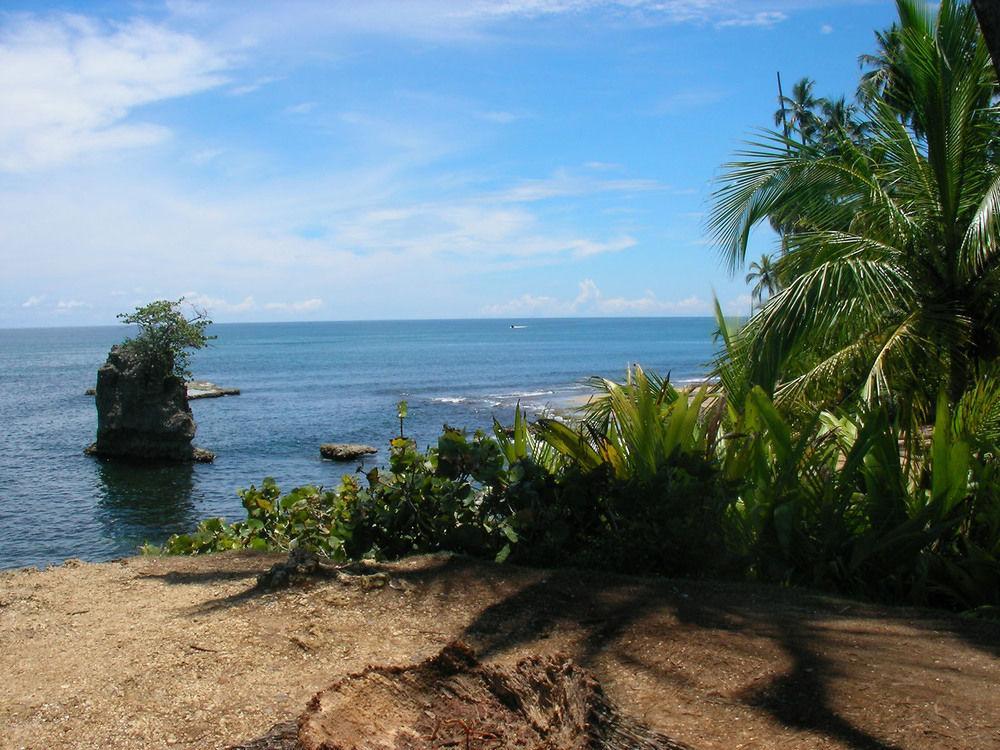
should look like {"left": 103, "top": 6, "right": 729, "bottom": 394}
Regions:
{"left": 254, "top": 549, "right": 389, "bottom": 592}
{"left": 230, "top": 642, "right": 692, "bottom": 750}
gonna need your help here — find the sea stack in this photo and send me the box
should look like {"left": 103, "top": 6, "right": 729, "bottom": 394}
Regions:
{"left": 85, "top": 345, "right": 214, "bottom": 463}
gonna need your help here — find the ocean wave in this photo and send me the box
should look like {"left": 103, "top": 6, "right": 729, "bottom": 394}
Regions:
{"left": 488, "top": 390, "right": 555, "bottom": 400}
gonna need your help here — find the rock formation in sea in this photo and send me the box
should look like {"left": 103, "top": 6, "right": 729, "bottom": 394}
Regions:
{"left": 320, "top": 443, "right": 378, "bottom": 461}
{"left": 87, "top": 381, "right": 239, "bottom": 399}
{"left": 85, "top": 345, "right": 214, "bottom": 463}
{"left": 186, "top": 381, "right": 241, "bottom": 400}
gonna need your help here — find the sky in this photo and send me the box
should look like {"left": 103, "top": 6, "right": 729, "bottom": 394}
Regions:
{"left": 0, "top": 0, "right": 900, "bottom": 327}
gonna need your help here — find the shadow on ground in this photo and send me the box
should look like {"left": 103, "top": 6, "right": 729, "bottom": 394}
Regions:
{"left": 151, "top": 552, "right": 1000, "bottom": 750}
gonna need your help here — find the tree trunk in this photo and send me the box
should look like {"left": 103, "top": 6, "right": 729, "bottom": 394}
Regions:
{"left": 973, "top": 0, "right": 1000, "bottom": 83}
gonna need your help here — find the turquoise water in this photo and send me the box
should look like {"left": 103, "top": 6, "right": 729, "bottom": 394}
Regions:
{"left": 0, "top": 318, "right": 718, "bottom": 569}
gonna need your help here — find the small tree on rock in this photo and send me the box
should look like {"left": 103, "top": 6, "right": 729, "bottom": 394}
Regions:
{"left": 117, "top": 298, "right": 213, "bottom": 380}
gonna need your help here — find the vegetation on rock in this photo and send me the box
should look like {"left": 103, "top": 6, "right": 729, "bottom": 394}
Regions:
{"left": 117, "top": 298, "right": 213, "bottom": 380}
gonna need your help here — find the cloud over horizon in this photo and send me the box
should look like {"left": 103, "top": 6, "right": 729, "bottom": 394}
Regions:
{"left": 0, "top": 0, "right": 896, "bottom": 326}
{"left": 481, "top": 278, "right": 717, "bottom": 317}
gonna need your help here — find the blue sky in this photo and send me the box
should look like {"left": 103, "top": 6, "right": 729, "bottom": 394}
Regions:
{"left": 0, "top": 0, "right": 898, "bottom": 327}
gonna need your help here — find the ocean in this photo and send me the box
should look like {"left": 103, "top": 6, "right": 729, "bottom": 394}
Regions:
{"left": 0, "top": 318, "right": 718, "bottom": 569}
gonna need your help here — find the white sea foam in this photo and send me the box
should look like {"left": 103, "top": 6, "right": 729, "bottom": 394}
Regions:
{"left": 489, "top": 390, "right": 555, "bottom": 400}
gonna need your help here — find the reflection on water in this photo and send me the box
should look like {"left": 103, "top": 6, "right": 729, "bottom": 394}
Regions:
{"left": 95, "top": 460, "right": 198, "bottom": 551}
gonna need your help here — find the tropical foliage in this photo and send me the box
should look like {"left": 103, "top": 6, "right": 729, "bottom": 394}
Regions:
{"left": 153, "top": 361, "right": 1000, "bottom": 613}
{"left": 711, "top": 0, "right": 1000, "bottom": 414}
{"left": 153, "top": 2, "right": 1000, "bottom": 616}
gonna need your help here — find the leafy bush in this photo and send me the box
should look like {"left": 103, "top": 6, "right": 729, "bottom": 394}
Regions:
{"left": 155, "top": 375, "right": 737, "bottom": 581}
{"left": 154, "top": 365, "right": 1000, "bottom": 613}
{"left": 525, "top": 366, "right": 739, "bottom": 577}
{"left": 719, "top": 386, "right": 1000, "bottom": 610}
{"left": 157, "top": 430, "right": 520, "bottom": 562}
{"left": 118, "top": 298, "right": 213, "bottom": 379}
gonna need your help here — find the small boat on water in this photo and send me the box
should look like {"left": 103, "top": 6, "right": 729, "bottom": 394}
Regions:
{"left": 510, "top": 324, "right": 527, "bottom": 329}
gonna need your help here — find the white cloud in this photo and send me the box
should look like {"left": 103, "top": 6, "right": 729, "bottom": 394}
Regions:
{"left": 284, "top": 101, "right": 317, "bottom": 115}
{"left": 181, "top": 293, "right": 256, "bottom": 314}
{"left": 161, "top": 1, "right": 793, "bottom": 52}
{"left": 0, "top": 14, "right": 230, "bottom": 171}
{"left": 573, "top": 278, "right": 601, "bottom": 308}
{"left": 264, "top": 298, "right": 324, "bottom": 312}
{"left": 481, "top": 293, "right": 566, "bottom": 317}
{"left": 228, "top": 76, "right": 280, "bottom": 96}
{"left": 477, "top": 110, "right": 524, "bottom": 124}
{"left": 55, "top": 299, "right": 89, "bottom": 311}
{"left": 483, "top": 279, "right": 710, "bottom": 317}
{"left": 492, "top": 170, "right": 661, "bottom": 203}
{"left": 725, "top": 293, "right": 753, "bottom": 315}
{"left": 450, "top": 1, "right": 791, "bottom": 31}
{"left": 716, "top": 11, "right": 786, "bottom": 29}
{"left": 820, "top": 23, "right": 834, "bottom": 34}
{"left": 600, "top": 292, "right": 704, "bottom": 314}
{"left": 21, "top": 295, "right": 45, "bottom": 308}
{"left": 567, "top": 237, "right": 636, "bottom": 258}
{"left": 189, "top": 148, "right": 224, "bottom": 164}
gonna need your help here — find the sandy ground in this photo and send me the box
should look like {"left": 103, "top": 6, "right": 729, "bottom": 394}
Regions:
{"left": 1, "top": 552, "right": 998, "bottom": 750}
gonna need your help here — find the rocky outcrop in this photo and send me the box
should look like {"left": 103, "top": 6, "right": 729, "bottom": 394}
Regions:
{"left": 187, "top": 381, "right": 241, "bottom": 400}
{"left": 86, "top": 381, "right": 239, "bottom": 399}
{"left": 85, "top": 345, "right": 214, "bottom": 463}
{"left": 320, "top": 443, "right": 377, "bottom": 461}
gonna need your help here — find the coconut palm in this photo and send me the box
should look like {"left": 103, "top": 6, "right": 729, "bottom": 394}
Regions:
{"left": 710, "top": 0, "right": 1000, "bottom": 413}
{"left": 857, "top": 25, "right": 905, "bottom": 110}
{"left": 745, "top": 254, "right": 780, "bottom": 311}
{"left": 818, "top": 96, "right": 866, "bottom": 148}
{"left": 774, "top": 77, "right": 822, "bottom": 144}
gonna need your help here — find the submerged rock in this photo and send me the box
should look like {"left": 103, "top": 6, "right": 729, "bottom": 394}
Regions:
{"left": 320, "top": 443, "right": 377, "bottom": 461}
{"left": 86, "top": 345, "right": 214, "bottom": 463}
{"left": 187, "top": 381, "right": 241, "bottom": 399}
{"left": 86, "top": 381, "right": 239, "bottom": 399}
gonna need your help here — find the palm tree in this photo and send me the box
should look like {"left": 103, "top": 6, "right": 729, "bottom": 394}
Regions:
{"left": 818, "top": 96, "right": 865, "bottom": 147}
{"left": 710, "top": 0, "right": 1000, "bottom": 413}
{"left": 745, "top": 254, "right": 779, "bottom": 312}
{"left": 857, "top": 25, "right": 904, "bottom": 107}
{"left": 774, "top": 77, "right": 822, "bottom": 144}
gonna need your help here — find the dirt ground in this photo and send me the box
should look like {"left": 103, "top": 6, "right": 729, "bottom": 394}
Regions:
{"left": 1, "top": 551, "right": 998, "bottom": 750}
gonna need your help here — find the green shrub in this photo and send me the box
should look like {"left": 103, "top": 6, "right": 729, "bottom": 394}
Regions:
{"left": 153, "top": 368, "right": 1000, "bottom": 613}
{"left": 117, "top": 298, "right": 213, "bottom": 379}
{"left": 157, "top": 430, "right": 521, "bottom": 562}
